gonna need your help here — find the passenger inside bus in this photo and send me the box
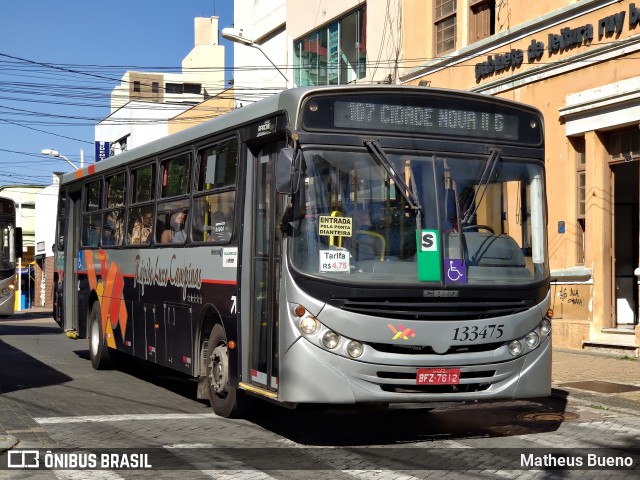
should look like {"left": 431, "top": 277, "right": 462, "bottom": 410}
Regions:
{"left": 102, "top": 213, "right": 116, "bottom": 246}
{"left": 84, "top": 219, "right": 101, "bottom": 247}
{"left": 129, "top": 210, "right": 153, "bottom": 244}
{"left": 161, "top": 209, "right": 188, "bottom": 244}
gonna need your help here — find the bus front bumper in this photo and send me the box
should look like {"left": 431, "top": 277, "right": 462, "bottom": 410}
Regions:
{"left": 278, "top": 335, "right": 551, "bottom": 405}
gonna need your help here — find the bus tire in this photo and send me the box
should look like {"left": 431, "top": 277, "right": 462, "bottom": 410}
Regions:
{"left": 89, "top": 302, "right": 111, "bottom": 370}
{"left": 206, "top": 324, "right": 241, "bottom": 418}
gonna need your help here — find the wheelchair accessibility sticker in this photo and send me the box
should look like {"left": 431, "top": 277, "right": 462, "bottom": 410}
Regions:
{"left": 444, "top": 259, "right": 467, "bottom": 284}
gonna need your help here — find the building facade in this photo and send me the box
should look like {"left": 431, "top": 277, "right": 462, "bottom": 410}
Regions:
{"left": 34, "top": 174, "right": 61, "bottom": 309}
{"left": 400, "top": 0, "right": 640, "bottom": 355}
{"left": 228, "top": 0, "right": 404, "bottom": 105}
{"left": 96, "top": 17, "right": 230, "bottom": 157}
{"left": 228, "top": 0, "right": 289, "bottom": 106}
{"left": 229, "top": 0, "right": 639, "bottom": 354}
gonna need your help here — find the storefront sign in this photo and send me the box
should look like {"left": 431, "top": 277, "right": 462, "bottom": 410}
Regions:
{"left": 475, "top": 4, "right": 640, "bottom": 81}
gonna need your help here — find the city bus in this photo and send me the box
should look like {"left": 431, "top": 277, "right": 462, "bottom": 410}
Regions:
{"left": 54, "top": 85, "right": 551, "bottom": 417}
{"left": 0, "top": 197, "right": 23, "bottom": 316}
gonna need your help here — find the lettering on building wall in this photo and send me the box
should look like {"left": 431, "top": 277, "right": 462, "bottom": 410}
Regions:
{"left": 474, "top": 4, "right": 640, "bottom": 81}
{"left": 547, "top": 24, "right": 594, "bottom": 55}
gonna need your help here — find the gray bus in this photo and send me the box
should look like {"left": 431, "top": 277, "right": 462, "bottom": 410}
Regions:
{"left": 0, "top": 197, "right": 22, "bottom": 316}
{"left": 54, "top": 85, "right": 551, "bottom": 417}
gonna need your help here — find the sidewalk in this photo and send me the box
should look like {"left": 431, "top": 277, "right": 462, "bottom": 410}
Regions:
{"left": 552, "top": 347, "right": 640, "bottom": 414}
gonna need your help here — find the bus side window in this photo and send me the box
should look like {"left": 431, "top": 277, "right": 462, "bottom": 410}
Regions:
{"left": 192, "top": 192, "right": 234, "bottom": 243}
{"left": 82, "top": 214, "right": 100, "bottom": 247}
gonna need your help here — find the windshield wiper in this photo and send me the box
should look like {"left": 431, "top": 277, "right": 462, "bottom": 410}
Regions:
{"left": 461, "top": 148, "right": 502, "bottom": 225}
{"left": 363, "top": 140, "right": 422, "bottom": 215}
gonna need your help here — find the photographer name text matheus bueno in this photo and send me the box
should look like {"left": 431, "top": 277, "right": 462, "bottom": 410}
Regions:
{"left": 521, "top": 453, "right": 634, "bottom": 468}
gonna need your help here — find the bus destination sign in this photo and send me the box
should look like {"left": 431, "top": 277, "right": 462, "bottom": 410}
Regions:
{"left": 333, "top": 101, "right": 518, "bottom": 140}
{"left": 301, "top": 93, "right": 542, "bottom": 144}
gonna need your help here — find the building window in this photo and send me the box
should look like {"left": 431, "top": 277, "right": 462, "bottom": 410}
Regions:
{"left": 152, "top": 82, "right": 159, "bottom": 93}
{"left": 435, "top": 0, "right": 457, "bottom": 55}
{"left": 294, "top": 7, "right": 366, "bottom": 86}
{"left": 469, "top": 0, "right": 494, "bottom": 43}
{"left": 572, "top": 137, "right": 586, "bottom": 265}
{"left": 133, "top": 81, "right": 141, "bottom": 92}
{"left": 184, "top": 83, "right": 201, "bottom": 94}
{"left": 166, "top": 83, "right": 184, "bottom": 94}
{"left": 111, "top": 135, "right": 129, "bottom": 156}
{"left": 609, "top": 128, "right": 640, "bottom": 160}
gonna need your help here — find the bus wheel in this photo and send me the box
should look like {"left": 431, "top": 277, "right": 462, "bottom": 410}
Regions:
{"left": 206, "top": 324, "right": 240, "bottom": 417}
{"left": 89, "top": 302, "right": 111, "bottom": 370}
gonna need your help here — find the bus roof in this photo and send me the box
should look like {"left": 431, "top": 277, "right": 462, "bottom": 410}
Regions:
{"left": 60, "top": 85, "right": 541, "bottom": 187}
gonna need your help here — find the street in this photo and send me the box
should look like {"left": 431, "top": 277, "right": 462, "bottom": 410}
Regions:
{"left": 1, "top": 310, "right": 639, "bottom": 479}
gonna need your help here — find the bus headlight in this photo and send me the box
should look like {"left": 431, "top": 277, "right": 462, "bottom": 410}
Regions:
{"left": 540, "top": 318, "right": 551, "bottom": 336}
{"left": 525, "top": 331, "right": 540, "bottom": 349}
{"left": 508, "top": 340, "right": 523, "bottom": 356}
{"left": 1, "top": 288, "right": 7, "bottom": 296}
{"left": 299, "top": 316, "right": 319, "bottom": 334}
{"left": 347, "top": 340, "right": 364, "bottom": 358}
{"left": 8, "top": 284, "right": 15, "bottom": 291}
{"left": 322, "top": 331, "right": 340, "bottom": 349}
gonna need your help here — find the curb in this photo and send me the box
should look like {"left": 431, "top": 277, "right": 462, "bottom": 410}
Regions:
{"left": 551, "top": 387, "right": 640, "bottom": 417}
{"left": 0, "top": 435, "right": 18, "bottom": 452}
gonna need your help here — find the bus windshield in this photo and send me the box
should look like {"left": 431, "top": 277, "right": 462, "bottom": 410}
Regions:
{"left": 287, "top": 147, "right": 548, "bottom": 286}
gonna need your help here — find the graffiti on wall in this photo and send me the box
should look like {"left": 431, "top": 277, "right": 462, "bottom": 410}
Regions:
{"left": 557, "top": 286, "right": 584, "bottom": 307}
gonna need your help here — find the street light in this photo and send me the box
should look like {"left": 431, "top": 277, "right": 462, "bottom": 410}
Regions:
{"left": 41, "top": 149, "right": 80, "bottom": 170}
{"left": 221, "top": 27, "right": 292, "bottom": 85}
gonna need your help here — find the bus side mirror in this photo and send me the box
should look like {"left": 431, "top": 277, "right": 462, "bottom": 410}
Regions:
{"left": 276, "top": 148, "right": 301, "bottom": 195}
{"left": 15, "top": 227, "right": 23, "bottom": 259}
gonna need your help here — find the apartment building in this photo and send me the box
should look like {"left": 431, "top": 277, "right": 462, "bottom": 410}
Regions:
{"left": 228, "top": 0, "right": 640, "bottom": 354}
{"left": 95, "top": 17, "right": 229, "bottom": 156}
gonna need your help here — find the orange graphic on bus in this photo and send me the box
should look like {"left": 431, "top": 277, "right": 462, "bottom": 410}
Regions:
{"left": 387, "top": 323, "right": 415, "bottom": 340}
{"left": 85, "top": 250, "right": 128, "bottom": 348}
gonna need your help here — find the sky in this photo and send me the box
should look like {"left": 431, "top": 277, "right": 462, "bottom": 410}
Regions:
{"left": 0, "top": 0, "right": 234, "bottom": 186}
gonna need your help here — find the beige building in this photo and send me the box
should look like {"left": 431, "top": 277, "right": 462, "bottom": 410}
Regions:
{"left": 168, "top": 88, "right": 235, "bottom": 135}
{"left": 97, "top": 17, "right": 231, "bottom": 156}
{"left": 226, "top": 0, "right": 640, "bottom": 355}
{"left": 399, "top": 0, "right": 640, "bottom": 355}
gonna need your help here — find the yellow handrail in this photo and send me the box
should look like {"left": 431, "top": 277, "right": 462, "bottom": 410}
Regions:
{"left": 329, "top": 210, "right": 343, "bottom": 247}
{"left": 356, "top": 230, "right": 386, "bottom": 261}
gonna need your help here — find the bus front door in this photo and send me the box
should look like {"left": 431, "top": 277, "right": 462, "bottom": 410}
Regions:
{"left": 59, "top": 189, "right": 82, "bottom": 335}
{"left": 246, "top": 141, "right": 285, "bottom": 393}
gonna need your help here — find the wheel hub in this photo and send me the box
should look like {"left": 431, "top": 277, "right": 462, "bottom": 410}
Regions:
{"left": 209, "top": 345, "right": 228, "bottom": 394}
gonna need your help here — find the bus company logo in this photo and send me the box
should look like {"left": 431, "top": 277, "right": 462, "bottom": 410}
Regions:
{"left": 134, "top": 254, "right": 202, "bottom": 300}
{"left": 8, "top": 450, "right": 39, "bottom": 468}
{"left": 387, "top": 324, "right": 416, "bottom": 340}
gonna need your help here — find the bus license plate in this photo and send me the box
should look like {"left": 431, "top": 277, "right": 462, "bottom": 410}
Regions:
{"left": 416, "top": 368, "right": 460, "bottom": 385}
